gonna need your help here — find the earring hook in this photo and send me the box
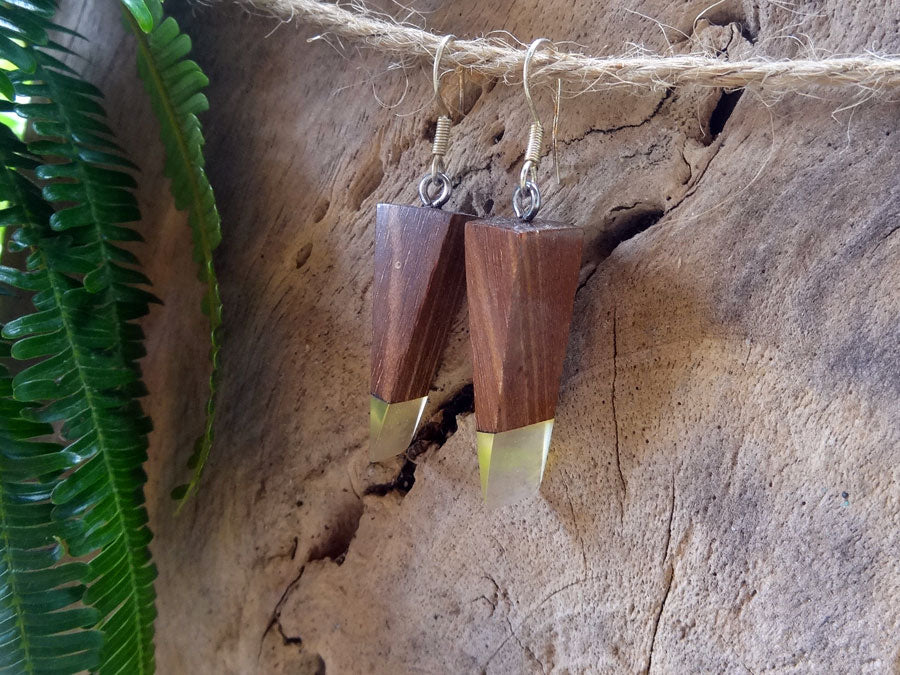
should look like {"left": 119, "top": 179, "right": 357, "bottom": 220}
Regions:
{"left": 523, "top": 37, "right": 551, "bottom": 127}
{"left": 418, "top": 35, "right": 456, "bottom": 208}
{"left": 433, "top": 34, "right": 454, "bottom": 118}
{"left": 513, "top": 38, "right": 556, "bottom": 221}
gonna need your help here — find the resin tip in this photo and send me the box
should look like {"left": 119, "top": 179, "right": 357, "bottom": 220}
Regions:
{"left": 369, "top": 395, "right": 428, "bottom": 462}
{"left": 476, "top": 419, "right": 554, "bottom": 508}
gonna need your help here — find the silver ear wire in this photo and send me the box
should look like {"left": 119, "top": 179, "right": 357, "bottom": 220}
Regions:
{"left": 419, "top": 35, "right": 455, "bottom": 208}
{"left": 513, "top": 38, "right": 557, "bottom": 222}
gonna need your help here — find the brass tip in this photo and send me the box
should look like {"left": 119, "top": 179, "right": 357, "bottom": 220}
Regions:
{"left": 476, "top": 419, "right": 554, "bottom": 507}
{"left": 369, "top": 395, "right": 428, "bottom": 462}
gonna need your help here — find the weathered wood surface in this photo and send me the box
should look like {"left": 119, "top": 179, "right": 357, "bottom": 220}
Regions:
{"left": 372, "top": 204, "right": 469, "bottom": 404}
{"left": 61, "top": 0, "right": 899, "bottom": 672}
{"left": 466, "top": 217, "right": 583, "bottom": 433}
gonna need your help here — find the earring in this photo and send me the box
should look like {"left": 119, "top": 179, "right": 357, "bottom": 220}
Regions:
{"left": 370, "top": 36, "right": 474, "bottom": 462}
{"left": 466, "top": 39, "right": 583, "bottom": 506}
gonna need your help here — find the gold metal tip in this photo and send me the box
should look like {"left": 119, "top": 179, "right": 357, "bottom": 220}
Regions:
{"left": 369, "top": 395, "right": 428, "bottom": 462}
{"left": 476, "top": 419, "right": 554, "bottom": 507}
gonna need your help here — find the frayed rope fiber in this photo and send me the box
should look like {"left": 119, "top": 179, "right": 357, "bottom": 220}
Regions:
{"left": 244, "top": 0, "right": 900, "bottom": 93}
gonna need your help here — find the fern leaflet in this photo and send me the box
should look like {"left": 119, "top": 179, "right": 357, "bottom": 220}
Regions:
{"left": 0, "top": 2, "right": 159, "bottom": 670}
{"left": 123, "top": 0, "right": 223, "bottom": 508}
{"left": 0, "top": 131, "right": 103, "bottom": 675}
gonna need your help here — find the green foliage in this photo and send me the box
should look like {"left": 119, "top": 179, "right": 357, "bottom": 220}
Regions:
{"left": 0, "top": 128, "right": 104, "bottom": 672}
{"left": 123, "top": 0, "right": 223, "bottom": 507}
{"left": 121, "top": 0, "right": 152, "bottom": 32}
{"left": 0, "top": 0, "right": 221, "bottom": 668}
{"left": 0, "top": 350, "right": 104, "bottom": 674}
{"left": 0, "top": 0, "right": 158, "bottom": 669}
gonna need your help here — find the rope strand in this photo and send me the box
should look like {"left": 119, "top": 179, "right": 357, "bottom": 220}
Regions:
{"left": 244, "top": 0, "right": 900, "bottom": 93}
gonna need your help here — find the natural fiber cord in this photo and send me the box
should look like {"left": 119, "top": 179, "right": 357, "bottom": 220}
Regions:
{"left": 244, "top": 0, "right": 900, "bottom": 93}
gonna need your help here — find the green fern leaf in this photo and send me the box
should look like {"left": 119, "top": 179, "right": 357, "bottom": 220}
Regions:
{"left": 0, "top": 4, "right": 159, "bottom": 667}
{"left": 120, "top": 0, "right": 152, "bottom": 32}
{"left": 15, "top": 49, "right": 161, "bottom": 360}
{"left": 0, "top": 135, "right": 104, "bottom": 674}
{"left": 0, "top": 127, "right": 158, "bottom": 674}
{"left": 0, "top": 358, "right": 104, "bottom": 675}
{"left": 0, "top": 71, "right": 14, "bottom": 100}
{"left": 124, "top": 0, "right": 223, "bottom": 508}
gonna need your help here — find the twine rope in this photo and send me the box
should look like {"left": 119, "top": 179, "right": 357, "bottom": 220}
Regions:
{"left": 245, "top": 0, "right": 900, "bottom": 93}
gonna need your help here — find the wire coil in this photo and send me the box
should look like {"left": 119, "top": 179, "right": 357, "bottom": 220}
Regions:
{"left": 523, "top": 121, "right": 543, "bottom": 166}
{"left": 430, "top": 114, "right": 451, "bottom": 177}
{"left": 519, "top": 121, "right": 543, "bottom": 190}
{"left": 432, "top": 115, "right": 451, "bottom": 157}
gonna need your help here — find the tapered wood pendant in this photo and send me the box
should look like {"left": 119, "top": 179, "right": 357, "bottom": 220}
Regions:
{"left": 465, "top": 217, "right": 583, "bottom": 505}
{"left": 370, "top": 203, "right": 473, "bottom": 461}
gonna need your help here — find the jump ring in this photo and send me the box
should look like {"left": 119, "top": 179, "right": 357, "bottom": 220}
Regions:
{"left": 512, "top": 180, "right": 541, "bottom": 221}
{"left": 418, "top": 171, "right": 452, "bottom": 208}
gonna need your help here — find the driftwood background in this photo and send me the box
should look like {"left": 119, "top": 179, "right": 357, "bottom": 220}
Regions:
{"left": 62, "top": 0, "right": 898, "bottom": 672}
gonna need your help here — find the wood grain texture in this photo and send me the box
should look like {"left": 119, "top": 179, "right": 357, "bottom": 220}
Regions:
{"left": 54, "top": 0, "right": 900, "bottom": 672}
{"left": 466, "top": 217, "right": 583, "bottom": 432}
{"left": 371, "top": 203, "right": 471, "bottom": 402}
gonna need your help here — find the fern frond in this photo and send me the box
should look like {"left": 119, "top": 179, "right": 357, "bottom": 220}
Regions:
{"left": 0, "top": 153, "right": 103, "bottom": 674}
{"left": 13, "top": 50, "right": 160, "bottom": 365}
{"left": 123, "top": 0, "right": 223, "bottom": 507}
{"left": 0, "top": 5, "right": 159, "bottom": 668}
{"left": 0, "top": 356, "right": 103, "bottom": 674}
{"left": 121, "top": 0, "right": 152, "bottom": 32}
{"left": 0, "top": 124, "right": 158, "bottom": 674}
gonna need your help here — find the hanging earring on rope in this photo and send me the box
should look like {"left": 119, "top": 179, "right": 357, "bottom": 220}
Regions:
{"left": 369, "top": 35, "right": 475, "bottom": 462}
{"left": 465, "top": 39, "right": 584, "bottom": 506}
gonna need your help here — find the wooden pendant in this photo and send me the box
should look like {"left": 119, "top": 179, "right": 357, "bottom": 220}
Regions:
{"left": 369, "top": 203, "right": 472, "bottom": 461}
{"left": 465, "top": 216, "right": 583, "bottom": 505}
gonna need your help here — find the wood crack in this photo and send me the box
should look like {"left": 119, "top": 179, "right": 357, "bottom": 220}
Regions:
{"left": 365, "top": 383, "right": 474, "bottom": 496}
{"left": 660, "top": 123, "right": 733, "bottom": 218}
{"left": 611, "top": 306, "right": 627, "bottom": 515}
{"left": 506, "top": 617, "right": 546, "bottom": 673}
{"left": 869, "top": 222, "right": 900, "bottom": 257}
{"left": 260, "top": 565, "right": 306, "bottom": 657}
{"left": 661, "top": 472, "right": 676, "bottom": 566}
{"left": 560, "top": 89, "right": 673, "bottom": 146}
{"left": 646, "top": 470, "right": 678, "bottom": 673}
{"left": 483, "top": 576, "right": 597, "bottom": 671}
{"left": 274, "top": 621, "right": 303, "bottom": 647}
{"left": 576, "top": 262, "right": 600, "bottom": 294}
{"left": 645, "top": 568, "right": 675, "bottom": 674}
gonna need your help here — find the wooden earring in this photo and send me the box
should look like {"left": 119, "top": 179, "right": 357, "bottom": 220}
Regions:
{"left": 466, "top": 39, "right": 583, "bottom": 506}
{"left": 369, "top": 37, "right": 474, "bottom": 462}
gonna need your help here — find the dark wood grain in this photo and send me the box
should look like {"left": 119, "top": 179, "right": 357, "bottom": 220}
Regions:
{"left": 371, "top": 203, "right": 473, "bottom": 403}
{"left": 466, "top": 217, "right": 584, "bottom": 433}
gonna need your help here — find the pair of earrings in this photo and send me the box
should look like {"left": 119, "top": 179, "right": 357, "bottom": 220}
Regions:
{"left": 369, "top": 38, "right": 583, "bottom": 507}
